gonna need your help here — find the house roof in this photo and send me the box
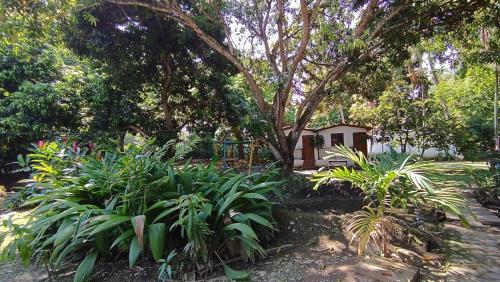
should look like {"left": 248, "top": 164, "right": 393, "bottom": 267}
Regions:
{"left": 283, "top": 123, "right": 372, "bottom": 132}
{"left": 282, "top": 126, "right": 315, "bottom": 131}
{"left": 316, "top": 123, "right": 372, "bottom": 131}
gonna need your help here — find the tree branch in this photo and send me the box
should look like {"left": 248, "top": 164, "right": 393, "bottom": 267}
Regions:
{"left": 105, "top": 0, "right": 268, "bottom": 113}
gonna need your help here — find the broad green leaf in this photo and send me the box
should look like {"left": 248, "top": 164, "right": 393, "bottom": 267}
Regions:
{"left": 245, "top": 213, "right": 273, "bottom": 229}
{"left": 54, "top": 223, "right": 76, "bottom": 246}
{"left": 217, "top": 192, "right": 244, "bottom": 217}
{"left": 224, "top": 223, "right": 258, "bottom": 240}
{"left": 223, "top": 264, "right": 249, "bottom": 281}
{"left": 89, "top": 216, "right": 130, "bottom": 236}
{"left": 74, "top": 249, "right": 98, "bottom": 282}
{"left": 220, "top": 174, "right": 244, "bottom": 193}
{"left": 241, "top": 193, "right": 267, "bottom": 201}
{"left": 148, "top": 223, "right": 166, "bottom": 262}
{"left": 129, "top": 236, "right": 143, "bottom": 267}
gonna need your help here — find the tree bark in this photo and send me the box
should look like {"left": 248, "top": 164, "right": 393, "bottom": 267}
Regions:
{"left": 161, "top": 53, "right": 176, "bottom": 130}
{"left": 339, "top": 104, "right": 346, "bottom": 124}
{"left": 427, "top": 53, "right": 439, "bottom": 85}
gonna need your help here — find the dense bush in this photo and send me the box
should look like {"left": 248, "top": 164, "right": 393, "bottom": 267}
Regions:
{"left": 314, "top": 146, "right": 468, "bottom": 255}
{"left": 0, "top": 140, "right": 281, "bottom": 281}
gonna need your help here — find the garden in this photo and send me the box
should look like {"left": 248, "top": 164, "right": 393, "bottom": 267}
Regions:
{"left": 1, "top": 0, "right": 500, "bottom": 281}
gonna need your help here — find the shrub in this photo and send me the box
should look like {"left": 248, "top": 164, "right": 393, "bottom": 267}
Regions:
{"left": 466, "top": 168, "right": 500, "bottom": 205}
{"left": 0, "top": 140, "right": 281, "bottom": 281}
{"left": 314, "top": 146, "right": 468, "bottom": 256}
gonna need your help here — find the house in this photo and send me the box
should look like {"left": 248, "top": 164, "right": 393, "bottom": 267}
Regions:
{"left": 284, "top": 124, "right": 371, "bottom": 169}
{"left": 368, "top": 134, "right": 458, "bottom": 159}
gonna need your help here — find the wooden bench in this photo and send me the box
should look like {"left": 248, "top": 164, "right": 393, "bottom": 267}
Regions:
{"left": 328, "top": 160, "right": 348, "bottom": 168}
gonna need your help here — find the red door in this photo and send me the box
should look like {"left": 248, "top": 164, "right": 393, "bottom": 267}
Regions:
{"left": 302, "top": 135, "right": 315, "bottom": 169}
{"left": 353, "top": 132, "right": 368, "bottom": 156}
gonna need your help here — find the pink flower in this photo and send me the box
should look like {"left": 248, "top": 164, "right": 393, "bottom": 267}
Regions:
{"left": 87, "top": 141, "right": 94, "bottom": 153}
{"left": 37, "top": 140, "right": 45, "bottom": 148}
{"left": 73, "top": 141, "right": 79, "bottom": 152}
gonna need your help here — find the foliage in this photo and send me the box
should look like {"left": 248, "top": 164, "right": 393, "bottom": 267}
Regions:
{"left": 280, "top": 174, "right": 313, "bottom": 196}
{"left": 430, "top": 65, "right": 496, "bottom": 155}
{"left": 0, "top": 42, "right": 104, "bottom": 164}
{"left": 0, "top": 140, "right": 281, "bottom": 281}
{"left": 466, "top": 167, "right": 500, "bottom": 205}
{"left": 97, "top": 0, "right": 491, "bottom": 173}
{"left": 313, "top": 146, "right": 468, "bottom": 255}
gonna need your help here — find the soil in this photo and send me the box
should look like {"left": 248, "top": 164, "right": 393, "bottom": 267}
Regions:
{"left": 0, "top": 187, "right": 443, "bottom": 282}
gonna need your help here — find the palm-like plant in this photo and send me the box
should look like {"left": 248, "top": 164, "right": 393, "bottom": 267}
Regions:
{"left": 313, "top": 146, "right": 468, "bottom": 256}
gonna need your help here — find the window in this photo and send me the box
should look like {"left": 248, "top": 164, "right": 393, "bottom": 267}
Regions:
{"left": 331, "top": 133, "right": 344, "bottom": 147}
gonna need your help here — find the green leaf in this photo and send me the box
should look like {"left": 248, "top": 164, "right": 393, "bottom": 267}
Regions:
{"left": 54, "top": 223, "right": 76, "bottom": 246}
{"left": 224, "top": 223, "right": 258, "bottom": 240}
{"left": 148, "top": 223, "right": 166, "bottom": 262}
{"left": 110, "top": 229, "right": 135, "bottom": 249}
{"left": 241, "top": 193, "right": 268, "bottom": 201}
{"left": 74, "top": 249, "right": 98, "bottom": 282}
{"left": 153, "top": 205, "right": 181, "bottom": 223}
{"left": 89, "top": 215, "right": 130, "bottom": 236}
{"left": 220, "top": 174, "right": 244, "bottom": 193}
{"left": 223, "top": 264, "right": 250, "bottom": 281}
{"left": 218, "top": 191, "right": 244, "bottom": 217}
{"left": 245, "top": 213, "right": 273, "bottom": 229}
{"left": 129, "top": 236, "right": 143, "bottom": 267}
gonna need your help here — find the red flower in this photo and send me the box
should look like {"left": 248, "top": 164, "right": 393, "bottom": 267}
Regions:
{"left": 73, "top": 141, "right": 79, "bottom": 152}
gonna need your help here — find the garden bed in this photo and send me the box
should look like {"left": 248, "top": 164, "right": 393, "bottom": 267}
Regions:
{"left": 0, "top": 190, "right": 445, "bottom": 281}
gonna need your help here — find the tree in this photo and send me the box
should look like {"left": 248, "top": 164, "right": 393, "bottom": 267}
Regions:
{"left": 98, "top": 0, "right": 488, "bottom": 174}
{"left": 0, "top": 1, "right": 108, "bottom": 164}
{"left": 430, "top": 65, "right": 497, "bottom": 155}
{"left": 66, "top": 5, "right": 253, "bottom": 144}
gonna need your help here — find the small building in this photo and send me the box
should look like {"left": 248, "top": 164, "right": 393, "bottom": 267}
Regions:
{"left": 284, "top": 124, "right": 370, "bottom": 169}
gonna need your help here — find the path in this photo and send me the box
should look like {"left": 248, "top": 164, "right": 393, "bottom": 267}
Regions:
{"left": 429, "top": 162, "right": 500, "bottom": 282}
{"left": 443, "top": 195, "right": 500, "bottom": 281}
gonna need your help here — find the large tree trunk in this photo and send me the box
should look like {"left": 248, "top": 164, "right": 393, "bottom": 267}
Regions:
{"left": 161, "top": 53, "right": 176, "bottom": 130}
{"left": 267, "top": 126, "right": 302, "bottom": 176}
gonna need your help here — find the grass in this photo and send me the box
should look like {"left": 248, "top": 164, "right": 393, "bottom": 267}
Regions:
{"left": 426, "top": 161, "right": 488, "bottom": 189}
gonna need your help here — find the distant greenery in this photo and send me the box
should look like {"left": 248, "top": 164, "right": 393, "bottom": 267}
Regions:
{"left": 0, "top": 140, "right": 281, "bottom": 281}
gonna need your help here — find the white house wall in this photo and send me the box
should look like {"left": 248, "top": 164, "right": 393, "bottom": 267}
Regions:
{"left": 368, "top": 141, "right": 458, "bottom": 158}
{"left": 317, "top": 126, "right": 367, "bottom": 148}
{"left": 285, "top": 126, "right": 368, "bottom": 168}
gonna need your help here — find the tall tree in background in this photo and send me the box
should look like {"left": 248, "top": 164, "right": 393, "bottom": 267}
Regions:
{"left": 101, "top": 0, "right": 489, "bottom": 174}
{"left": 67, "top": 5, "right": 251, "bottom": 142}
{"left": 0, "top": 1, "right": 105, "bottom": 164}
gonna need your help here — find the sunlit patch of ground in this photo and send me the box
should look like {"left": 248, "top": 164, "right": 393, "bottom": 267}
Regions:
{"left": 0, "top": 207, "right": 32, "bottom": 250}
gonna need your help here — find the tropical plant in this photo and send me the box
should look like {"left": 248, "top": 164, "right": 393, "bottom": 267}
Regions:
{"left": 313, "top": 146, "right": 468, "bottom": 255}
{"left": 0, "top": 140, "right": 281, "bottom": 281}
